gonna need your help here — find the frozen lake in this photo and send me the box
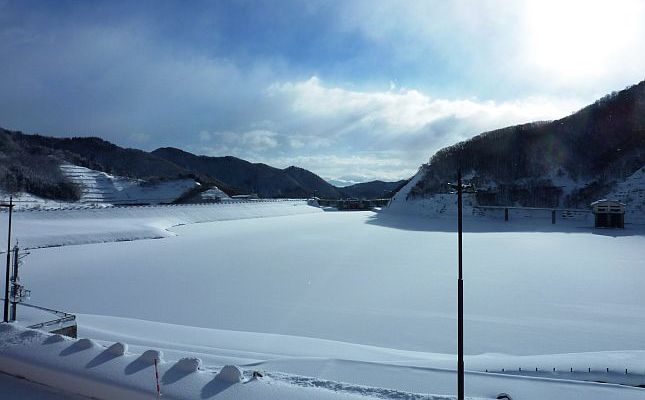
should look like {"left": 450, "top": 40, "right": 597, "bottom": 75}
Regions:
{"left": 22, "top": 210, "right": 645, "bottom": 356}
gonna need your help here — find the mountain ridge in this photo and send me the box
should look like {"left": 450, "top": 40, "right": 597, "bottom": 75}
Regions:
{"left": 0, "top": 128, "right": 402, "bottom": 201}
{"left": 404, "top": 80, "right": 645, "bottom": 209}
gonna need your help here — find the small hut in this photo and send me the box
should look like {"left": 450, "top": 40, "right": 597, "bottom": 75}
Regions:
{"left": 591, "top": 200, "right": 625, "bottom": 228}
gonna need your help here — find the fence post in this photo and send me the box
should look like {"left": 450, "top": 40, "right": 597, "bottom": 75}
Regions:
{"left": 504, "top": 208, "right": 508, "bottom": 221}
{"left": 552, "top": 210, "right": 556, "bottom": 224}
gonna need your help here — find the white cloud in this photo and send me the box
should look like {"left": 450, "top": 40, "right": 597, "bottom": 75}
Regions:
{"left": 129, "top": 132, "right": 151, "bottom": 144}
{"left": 190, "top": 76, "right": 586, "bottom": 181}
{"left": 271, "top": 77, "right": 581, "bottom": 133}
{"left": 261, "top": 153, "right": 418, "bottom": 183}
{"left": 271, "top": 76, "right": 581, "bottom": 140}
{"left": 198, "top": 129, "right": 280, "bottom": 155}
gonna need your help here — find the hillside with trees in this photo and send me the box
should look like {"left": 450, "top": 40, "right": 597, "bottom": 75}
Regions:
{"left": 408, "top": 80, "right": 645, "bottom": 208}
{"left": 340, "top": 180, "right": 408, "bottom": 199}
{"left": 1, "top": 128, "right": 402, "bottom": 202}
{"left": 152, "top": 147, "right": 344, "bottom": 198}
{"left": 0, "top": 129, "right": 81, "bottom": 200}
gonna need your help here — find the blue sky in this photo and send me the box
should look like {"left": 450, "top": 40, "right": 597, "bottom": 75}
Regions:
{"left": 1, "top": 0, "right": 644, "bottom": 184}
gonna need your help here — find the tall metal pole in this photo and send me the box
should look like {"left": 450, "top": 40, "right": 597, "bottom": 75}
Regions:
{"left": 457, "top": 170, "right": 464, "bottom": 400}
{"left": 10, "top": 245, "right": 18, "bottom": 322}
{"left": 4, "top": 196, "right": 13, "bottom": 323}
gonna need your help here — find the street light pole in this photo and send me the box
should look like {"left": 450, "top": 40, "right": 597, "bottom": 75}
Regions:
{"left": 3, "top": 196, "right": 14, "bottom": 323}
{"left": 457, "top": 170, "right": 464, "bottom": 400}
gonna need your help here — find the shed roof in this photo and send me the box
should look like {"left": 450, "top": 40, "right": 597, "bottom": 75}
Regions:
{"left": 590, "top": 199, "right": 625, "bottom": 207}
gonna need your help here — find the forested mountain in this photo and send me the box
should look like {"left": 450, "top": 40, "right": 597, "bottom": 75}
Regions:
{"left": 282, "top": 166, "right": 342, "bottom": 198}
{"left": 408, "top": 80, "right": 645, "bottom": 208}
{"left": 1, "top": 128, "right": 401, "bottom": 201}
{"left": 340, "top": 180, "right": 408, "bottom": 199}
{"left": 12, "top": 133, "right": 189, "bottom": 180}
{"left": 0, "top": 129, "right": 235, "bottom": 199}
{"left": 0, "top": 129, "right": 81, "bottom": 200}
{"left": 4, "top": 78, "right": 643, "bottom": 205}
{"left": 152, "top": 147, "right": 343, "bottom": 198}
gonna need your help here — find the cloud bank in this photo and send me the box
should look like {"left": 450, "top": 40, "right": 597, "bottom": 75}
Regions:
{"left": 0, "top": 0, "right": 642, "bottom": 182}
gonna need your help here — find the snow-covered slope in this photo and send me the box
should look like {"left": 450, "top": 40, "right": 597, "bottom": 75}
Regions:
{"left": 200, "top": 186, "right": 230, "bottom": 200}
{"left": 60, "top": 164, "right": 198, "bottom": 205}
{"left": 388, "top": 163, "right": 645, "bottom": 223}
{"left": 607, "top": 166, "right": 645, "bottom": 222}
{"left": 387, "top": 164, "right": 428, "bottom": 210}
{"left": 388, "top": 164, "right": 478, "bottom": 217}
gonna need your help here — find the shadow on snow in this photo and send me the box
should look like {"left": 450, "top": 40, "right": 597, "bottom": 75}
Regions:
{"left": 365, "top": 209, "right": 645, "bottom": 237}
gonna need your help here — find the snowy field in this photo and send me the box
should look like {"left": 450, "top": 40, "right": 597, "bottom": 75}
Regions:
{"left": 1, "top": 203, "right": 644, "bottom": 399}
{"left": 20, "top": 211, "right": 645, "bottom": 355}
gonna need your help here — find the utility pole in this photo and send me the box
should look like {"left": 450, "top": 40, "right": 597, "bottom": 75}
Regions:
{"left": 3, "top": 196, "right": 14, "bottom": 323}
{"left": 449, "top": 170, "right": 473, "bottom": 400}
{"left": 457, "top": 170, "right": 464, "bottom": 400}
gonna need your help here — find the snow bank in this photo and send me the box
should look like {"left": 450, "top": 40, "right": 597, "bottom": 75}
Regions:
{"left": 216, "top": 365, "right": 243, "bottom": 383}
{"left": 175, "top": 357, "right": 202, "bottom": 373}
{"left": 2, "top": 321, "right": 642, "bottom": 400}
{"left": 140, "top": 349, "right": 163, "bottom": 363}
{"left": 0, "top": 200, "right": 322, "bottom": 249}
{"left": 0, "top": 324, "right": 474, "bottom": 400}
{"left": 106, "top": 342, "right": 127, "bottom": 356}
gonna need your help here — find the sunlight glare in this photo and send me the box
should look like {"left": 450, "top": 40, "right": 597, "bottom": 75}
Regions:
{"left": 524, "top": 0, "right": 642, "bottom": 81}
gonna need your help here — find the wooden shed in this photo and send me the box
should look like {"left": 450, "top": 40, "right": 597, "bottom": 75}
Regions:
{"left": 591, "top": 200, "right": 625, "bottom": 228}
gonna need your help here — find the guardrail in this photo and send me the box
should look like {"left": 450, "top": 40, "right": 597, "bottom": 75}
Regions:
{"left": 19, "top": 302, "right": 76, "bottom": 331}
{"left": 473, "top": 205, "right": 592, "bottom": 223}
{"left": 0, "top": 198, "right": 310, "bottom": 213}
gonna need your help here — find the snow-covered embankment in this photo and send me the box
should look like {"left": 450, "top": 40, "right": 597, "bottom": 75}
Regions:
{"left": 0, "top": 200, "right": 322, "bottom": 249}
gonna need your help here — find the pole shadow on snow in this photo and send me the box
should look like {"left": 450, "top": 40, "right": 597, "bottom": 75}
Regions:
{"left": 365, "top": 210, "right": 645, "bottom": 237}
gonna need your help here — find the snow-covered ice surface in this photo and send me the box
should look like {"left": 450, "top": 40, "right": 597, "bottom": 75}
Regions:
{"left": 1, "top": 202, "right": 644, "bottom": 399}
{"left": 18, "top": 211, "right": 643, "bottom": 355}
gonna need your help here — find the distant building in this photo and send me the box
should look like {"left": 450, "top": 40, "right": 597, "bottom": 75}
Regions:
{"left": 591, "top": 199, "right": 625, "bottom": 228}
